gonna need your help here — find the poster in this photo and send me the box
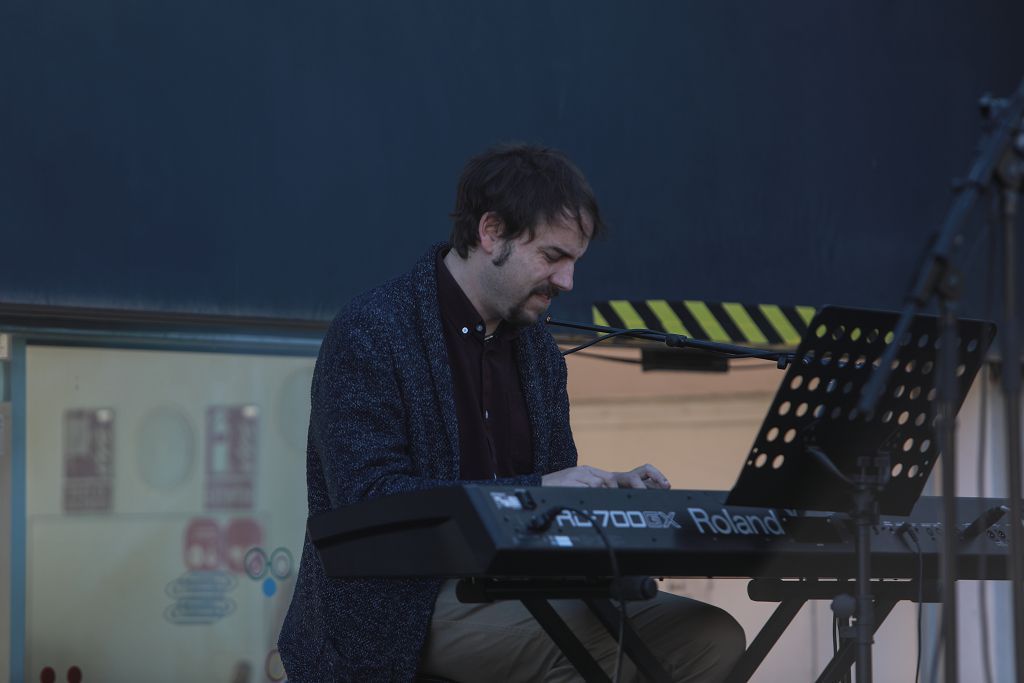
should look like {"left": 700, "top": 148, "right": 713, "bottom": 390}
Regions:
{"left": 63, "top": 408, "right": 114, "bottom": 513}
{"left": 204, "top": 405, "right": 259, "bottom": 511}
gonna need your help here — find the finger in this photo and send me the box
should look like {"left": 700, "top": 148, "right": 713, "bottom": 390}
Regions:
{"left": 583, "top": 465, "right": 613, "bottom": 478}
{"left": 580, "top": 466, "right": 616, "bottom": 488}
{"left": 638, "top": 464, "right": 671, "bottom": 489}
{"left": 590, "top": 472, "right": 617, "bottom": 488}
{"left": 618, "top": 472, "right": 646, "bottom": 489}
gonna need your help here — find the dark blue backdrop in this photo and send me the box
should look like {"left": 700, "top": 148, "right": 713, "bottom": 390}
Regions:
{"left": 2, "top": 1, "right": 1022, "bottom": 324}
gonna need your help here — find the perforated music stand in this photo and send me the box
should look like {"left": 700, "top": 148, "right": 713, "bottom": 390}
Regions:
{"left": 724, "top": 305, "right": 994, "bottom": 683}
{"left": 727, "top": 306, "right": 994, "bottom": 515}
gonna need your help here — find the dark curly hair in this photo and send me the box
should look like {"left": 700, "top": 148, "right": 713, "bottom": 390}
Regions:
{"left": 449, "top": 144, "right": 605, "bottom": 258}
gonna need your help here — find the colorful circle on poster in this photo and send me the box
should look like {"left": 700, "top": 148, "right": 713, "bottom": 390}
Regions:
{"left": 262, "top": 577, "right": 277, "bottom": 597}
{"left": 39, "top": 668, "right": 55, "bottom": 683}
{"left": 224, "top": 519, "right": 264, "bottom": 573}
{"left": 270, "top": 547, "right": 294, "bottom": 579}
{"left": 137, "top": 407, "right": 196, "bottom": 491}
{"left": 245, "top": 547, "right": 269, "bottom": 580}
{"left": 67, "top": 667, "right": 82, "bottom": 683}
{"left": 184, "top": 518, "right": 222, "bottom": 571}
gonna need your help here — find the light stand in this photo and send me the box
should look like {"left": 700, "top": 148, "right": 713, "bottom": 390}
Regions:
{"left": 855, "top": 76, "right": 1024, "bottom": 682}
{"left": 994, "top": 102, "right": 1024, "bottom": 683}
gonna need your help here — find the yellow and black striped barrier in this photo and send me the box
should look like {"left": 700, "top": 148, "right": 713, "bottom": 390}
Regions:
{"left": 592, "top": 300, "right": 816, "bottom": 347}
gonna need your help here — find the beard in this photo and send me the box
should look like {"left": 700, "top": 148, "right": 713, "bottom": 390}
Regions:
{"left": 492, "top": 240, "right": 514, "bottom": 267}
{"left": 505, "top": 285, "right": 560, "bottom": 328}
{"left": 490, "top": 240, "right": 560, "bottom": 328}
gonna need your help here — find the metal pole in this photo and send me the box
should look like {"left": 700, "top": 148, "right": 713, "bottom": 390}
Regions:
{"left": 938, "top": 300, "right": 960, "bottom": 683}
{"left": 999, "top": 186, "right": 1024, "bottom": 683}
{"left": 855, "top": 488, "right": 874, "bottom": 683}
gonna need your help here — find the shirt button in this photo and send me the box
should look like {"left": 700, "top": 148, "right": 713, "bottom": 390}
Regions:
{"left": 476, "top": 324, "right": 484, "bottom": 333}
{"left": 461, "top": 327, "right": 469, "bottom": 334}
{"left": 484, "top": 410, "right": 490, "bottom": 420}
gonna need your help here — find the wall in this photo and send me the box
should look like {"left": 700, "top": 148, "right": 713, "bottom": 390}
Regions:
{"left": 2, "top": 1, "right": 1023, "bottom": 323}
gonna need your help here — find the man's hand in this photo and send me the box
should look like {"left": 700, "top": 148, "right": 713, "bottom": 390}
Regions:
{"left": 542, "top": 463, "right": 671, "bottom": 489}
{"left": 612, "top": 463, "right": 671, "bottom": 489}
{"left": 542, "top": 465, "right": 618, "bottom": 488}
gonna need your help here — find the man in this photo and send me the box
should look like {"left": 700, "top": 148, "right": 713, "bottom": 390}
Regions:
{"left": 279, "top": 145, "right": 745, "bottom": 681}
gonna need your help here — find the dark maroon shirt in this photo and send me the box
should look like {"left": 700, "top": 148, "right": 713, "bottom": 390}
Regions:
{"left": 435, "top": 249, "right": 534, "bottom": 479}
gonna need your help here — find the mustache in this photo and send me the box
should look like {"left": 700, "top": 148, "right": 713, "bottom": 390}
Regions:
{"left": 530, "top": 286, "right": 560, "bottom": 299}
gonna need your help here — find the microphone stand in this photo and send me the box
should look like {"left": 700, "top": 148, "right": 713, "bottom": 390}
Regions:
{"left": 545, "top": 316, "right": 793, "bottom": 367}
{"left": 854, "top": 76, "right": 1024, "bottom": 682}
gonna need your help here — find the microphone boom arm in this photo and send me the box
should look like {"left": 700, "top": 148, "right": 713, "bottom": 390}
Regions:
{"left": 545, "top": 316, "right": 793, "bottom": 368}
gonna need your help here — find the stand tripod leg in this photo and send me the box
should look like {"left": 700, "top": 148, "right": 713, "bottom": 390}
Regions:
{"left": 938, "top": 301, "right": 960, "bottom": 683}
{"left": 521, "top": 598, "right": 612, "bottom": 683}
{"left": 998, "top": 186, "right": 1024, "bottom": 683}
{"left": 855, "top": 491, "right": 875, "bottom": 683}
{"left": 814, "top": 599, "right": 898, "bottom": 683}
{"left": 723, "top": 597, "right": 806, "bottom": 683}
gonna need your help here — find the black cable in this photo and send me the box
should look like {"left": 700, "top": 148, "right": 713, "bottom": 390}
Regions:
{"left": 831, "top": 610, "right": 852, "bottom": 683}
{"left": 832, "top": 615, "right": 838, "bottom": 664}
{"left": 560, "top": 329, "right": 661, "bottom": 356}
{"left": 895, "top": 523, "right": 925, "bottom": 683}
{"left": 806, "top": 446, "right": 854, "bottom": 488}
{"left": 527, "top": 506, "right": 629, "bottom": 682}
{"left": 915, "top": 537, "right": 924, "bottom": 683}
{"left": 845, "top": 614, "right": 852, "bottom": 683}
{"left": 574, "top": 509, "right": 627, "bottom": 683}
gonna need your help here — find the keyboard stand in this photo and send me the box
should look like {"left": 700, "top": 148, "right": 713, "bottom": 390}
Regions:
{"left": 458, "top": 575, "right": 943, "bottom": 683}
{"left": 456, "top": 577, "right": 673, "bottom": 683}
{"left": 725, "top": 578, "right": 943, "bottom": 683}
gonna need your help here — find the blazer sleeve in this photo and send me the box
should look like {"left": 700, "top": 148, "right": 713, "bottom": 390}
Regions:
{"left": 546, "top": 340, "right": 579, "bottom": 473}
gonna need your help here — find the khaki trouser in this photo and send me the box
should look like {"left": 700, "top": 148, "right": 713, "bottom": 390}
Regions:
{"left": 420, "top": 580, "right": 746, "bottom": 682}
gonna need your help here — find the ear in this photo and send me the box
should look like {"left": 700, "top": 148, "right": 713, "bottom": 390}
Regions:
{"left": 477, "top": 212, "right": 504, "bottom": 256}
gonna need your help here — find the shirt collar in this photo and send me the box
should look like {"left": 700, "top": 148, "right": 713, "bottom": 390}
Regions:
{"left": 435, "top": 247, "right": 522, "bottom": 341}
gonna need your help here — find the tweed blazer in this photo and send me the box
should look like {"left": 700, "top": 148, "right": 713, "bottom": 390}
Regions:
{"left": 278, "top": 243, "right": 579, "bottom": 681}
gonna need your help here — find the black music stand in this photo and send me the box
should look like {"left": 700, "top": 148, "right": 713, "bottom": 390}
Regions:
{"left": 725, "top": 306, "right": 994, "bottom": 683}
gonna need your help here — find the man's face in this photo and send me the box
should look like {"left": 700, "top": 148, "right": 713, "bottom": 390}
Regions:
{"left": 481, "top": 213, "right": 592, "bottom": 328}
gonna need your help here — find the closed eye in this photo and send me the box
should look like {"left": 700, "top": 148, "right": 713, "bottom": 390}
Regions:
{"left": 542, "top": 248, "right": 572, "bottom": 263}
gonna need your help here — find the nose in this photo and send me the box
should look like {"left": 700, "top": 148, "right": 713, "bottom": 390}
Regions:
{"left": 551, "top": 261, "right": 575, "bottom": 292}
